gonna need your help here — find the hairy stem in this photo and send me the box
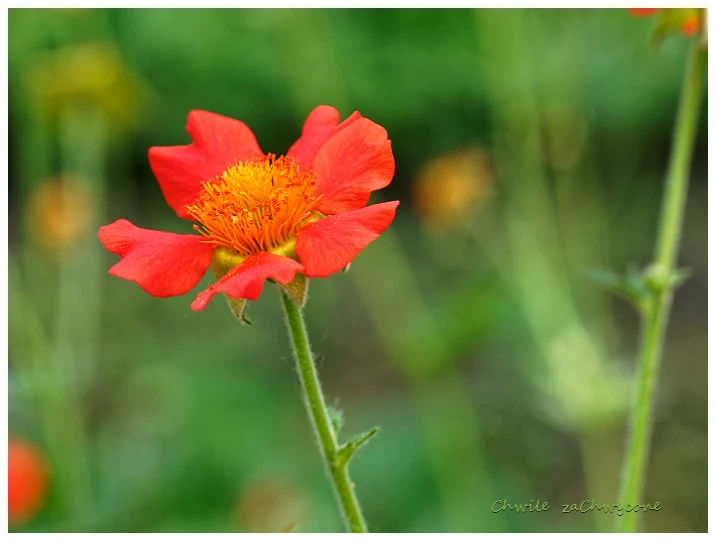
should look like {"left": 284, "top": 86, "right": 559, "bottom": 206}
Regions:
{"left": 616, "top": 40, "right": 706, "bottom": 532}
{"left": 279, "top": 290, "right": 368, "bottom": 533}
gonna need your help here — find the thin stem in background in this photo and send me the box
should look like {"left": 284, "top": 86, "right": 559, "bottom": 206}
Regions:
{"left": 58, "top": 104, "right": 106, "bottom": 388}
{"left": 53, "top": 104, "right": 107, "bottom": 526}
{"left": 616, "top": 39, "right": 706, "bottom": 533}
{"left": 279, "top": 290, "right": 369, "bottom": 533}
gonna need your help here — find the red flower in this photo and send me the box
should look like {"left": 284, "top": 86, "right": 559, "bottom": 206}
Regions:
{"left": 680, "top": 16, "right": 701, "bottom": 37}
{"left": 628, "top": 8, "right": 702, "bottom": 37}
{"left": 8, "top": 438, "right": 49, "bottom": 527}
{"left": 99, "top": 106, "right": 398, "bottom": 310}
{"left": 629, "top": 8, "right": 660, "bottom": 17}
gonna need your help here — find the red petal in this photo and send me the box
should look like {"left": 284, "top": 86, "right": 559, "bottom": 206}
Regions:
{"left": 287, "top": 105, "right": 362, "bottom": 168}
{"left": 148, "top": 110, "right": 263, "bottom": 219}
{"left": 99, "top": 219, "right": 215, "bottom": 297}
{"left": 312, "top": 118, "right": 395, "bottom": 215}
{"left": 296, "top": 201, "right": 399, "bottom": 278}
{"left": 191, "top": 252, "right": 304, "bottom": 310}
{"left": 629, "top": 8, "right": 659, "bottom": 17}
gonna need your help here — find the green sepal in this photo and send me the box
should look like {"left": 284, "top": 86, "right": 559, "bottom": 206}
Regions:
{"left": 643, "top": 263, "right": 692, "bottom": 293}
{"left": 211, "top": 246, "right": 246, "bottom": 279}
{"left": 209, "top": 248, "right": 253, "bottom": 325}
{"left": 225, "top": 294, "right": 252, "bottom": 326}
{"left": 279, "top": 273, "right": 309, "bottom": 307}
{"left": 334, "top": 427, "right": 379, "bottom": 469}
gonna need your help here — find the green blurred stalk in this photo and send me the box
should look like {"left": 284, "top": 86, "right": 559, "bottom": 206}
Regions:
{"left": 9, "top": 259, "right": 65, "bottom": 469}
{"left": 280, "top": 291, "right": 369, "bottom": 533}
{"left": 16, "top": 109, "right": 52, "bottom": 217}
{"left": 45, "top": 103, "right": 106, "bottom": 527}
{"left": 13, "top": 99, "right": 106, "bottom": 528}
{"left": 58, "top": 104, "right": 106, "bottom": 386}
{"left": 474, "top": 10, "right": 622, "bottom": 533}
{"left": 11, "top": 260, "right": 89, "bottom": 530}
{"left": 616, "top": 40, "right": 705, "bottom": 533}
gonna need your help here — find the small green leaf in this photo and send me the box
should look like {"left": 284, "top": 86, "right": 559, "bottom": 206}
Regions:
{"left": 585, "top": 266, "right": 650, "bottom": 310}
{"left": 335, "top": 426, "right": 379, "bottom": 468}
{"left": 668, "top": 267, "right": 692, "bottom": 289}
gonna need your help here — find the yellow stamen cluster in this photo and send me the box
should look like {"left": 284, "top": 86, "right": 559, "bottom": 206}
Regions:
{"left": 187, "top": 154, "right": 320, "bottom": 256}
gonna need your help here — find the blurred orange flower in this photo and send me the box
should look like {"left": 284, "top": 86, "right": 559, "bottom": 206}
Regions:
{"left": 413, "top": 148, "right": 493, "bottom": 230}
{"left": 26, "top": 177, "right": 94, "bottom": 253}
{"left": 236, "top": 479, "right": 305, "bottom": 533}
{"left": 8, "top": 438, "right": 50, "bottom": 528}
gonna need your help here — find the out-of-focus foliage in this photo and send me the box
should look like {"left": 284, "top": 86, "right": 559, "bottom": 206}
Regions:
{"left": 8, "top": 8, "right": 707, "bottom": 533}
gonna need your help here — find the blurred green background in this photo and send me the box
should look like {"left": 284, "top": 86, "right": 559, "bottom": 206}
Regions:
{"left": 8, "top": 8, "right": 707, "bottom": 533}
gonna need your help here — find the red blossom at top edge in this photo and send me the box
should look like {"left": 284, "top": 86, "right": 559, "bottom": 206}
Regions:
{"left": 628, "top": 8, "right": 702, "bottom": 38}
{"left": 629, "top": 8, "right": 660, "bottom": 17}
{"left": 680, "top": 17, "right": 700, "bottom": 36}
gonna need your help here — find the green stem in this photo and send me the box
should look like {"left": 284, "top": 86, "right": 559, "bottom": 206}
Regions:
{"left": 654, "top": 47, "right": 706, "bottom": 272}
{"left": 616, "top": 40, "right": 706, "bottom": 533}
{"left": 279, "top": 291, "right": 368, "bottom": 533}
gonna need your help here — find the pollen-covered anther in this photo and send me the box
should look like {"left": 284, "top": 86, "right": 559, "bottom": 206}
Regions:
{"left": 187, "top": 154, "right": 320, "bottom": 256}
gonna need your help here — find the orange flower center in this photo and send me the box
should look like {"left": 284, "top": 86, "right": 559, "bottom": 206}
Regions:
{"left": 187, "top": 154, "right": 321, "bottom": 256}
